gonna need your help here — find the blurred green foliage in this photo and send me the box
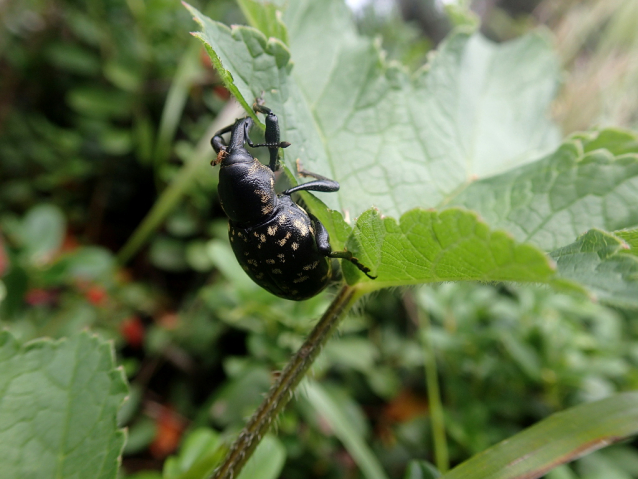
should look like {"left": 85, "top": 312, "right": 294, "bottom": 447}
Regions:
{"left": 2, "top": 1, "right": 638, "bottom": 479}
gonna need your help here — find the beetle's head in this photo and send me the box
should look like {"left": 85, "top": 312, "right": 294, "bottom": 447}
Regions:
{"left": 228, "top": 117, "right": 254, "bottom": 151}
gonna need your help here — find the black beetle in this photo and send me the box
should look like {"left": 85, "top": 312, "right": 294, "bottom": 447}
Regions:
{"left": 210, "top": 100, "right": 375, "bottom": 300}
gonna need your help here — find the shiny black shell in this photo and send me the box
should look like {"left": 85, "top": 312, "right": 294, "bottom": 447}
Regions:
{"left": 229, "top": 195, "right": 332, "bottom": 301}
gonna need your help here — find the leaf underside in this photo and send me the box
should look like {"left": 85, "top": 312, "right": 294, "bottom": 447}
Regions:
{"left": 185, "top": 1, "right": 638, "bottom": 304}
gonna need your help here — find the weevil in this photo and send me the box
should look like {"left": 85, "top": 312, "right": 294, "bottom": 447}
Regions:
{"left": 210, "top": 100, "right": 375, "bottom": 300}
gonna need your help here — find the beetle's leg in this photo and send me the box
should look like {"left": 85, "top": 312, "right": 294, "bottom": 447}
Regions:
{"left": 282, "top": 179, "right": 340, "bottom": 196}
{"left": 310, "top": 214, "right": 376, "bottom": 280}
{"left": 295, "top": 159, "right": 333, "bottom": 181}
{"left": 211, "top": 123, "right": 234, "bottom": 153}
{"left": 250, "top": 101, "right": 291, "bottom": 171}
{"left": 210, "top": 123, "right": 235, "bottom": 165}
{"left": 282, "top": 159, "right": 341, "bottom": 195}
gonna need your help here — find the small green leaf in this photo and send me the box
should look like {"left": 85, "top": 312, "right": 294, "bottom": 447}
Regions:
{"left": 237, "top": 0, "right": 289, "bottom": 45}
{"left": 163, "top": 428, "right": 223, "bottom": 479}
{"left": 440, "top": 391, "right": 638, "bottom": 479}
{"left": 0, "top": 332, "right": 128, "bottom": 479}
{"left": 21, "top": 204, "right": 66, "bottom": 264}
{"left": 236, "top": 435, "right": 286, "bottom": 479}
{"left": 614, "top": 228, "right": 638, "bottom": 256}
{"left": 551, "top": 229, "right": 638, "bottom": 308}
{"left": 124, "top": 418, "right": 157, "bottom": 456}
{"left": 149, "top": 236, "right": 189, "bottom": 272}
{"left": 404, "top": 460, "right": 442, "bottom": 479}
{"left": 350, "top": 208, "right": 556, "bottom": 288}
{"left": 66, "top": 87, "right": 132, "bottom": 119}
{"left": 59, "top": 246, "right": 115, "bottom": 280}
{"left": 305, "top": 380, "right": 389, "bottom": 479}
{"left": 578, "top": 128, "right": 638, "bottom": 156}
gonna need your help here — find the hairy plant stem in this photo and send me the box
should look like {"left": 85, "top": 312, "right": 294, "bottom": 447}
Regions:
{"left": 211, "top": 284, "right": 362, "bottom": 479}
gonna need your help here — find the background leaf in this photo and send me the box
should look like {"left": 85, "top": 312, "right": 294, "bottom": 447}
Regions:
{"left": 0, "top": 332, "right": 128, "bottom": 479}
{"left": 550, "top": 229, "right": 638, "bottom": 308}
{"left": 20, "top": 204, "right": 66, "bottom": 264}
{"left": 236, "top": 434, "right": 286, "bottom": 479}
{"left": 440, "top": 391, "right": 638, "bottom": 479}
{"left": 304, "top": 380, "right": 389, "bottom": 479}
{"left": 404, "top": 461, "right": 442, "bottom": 479}
{"left": 450, "top": 131, "right": 638, "bottom": 252}
{"left": 186, "top": 0, "right": 561, "bottom": 220}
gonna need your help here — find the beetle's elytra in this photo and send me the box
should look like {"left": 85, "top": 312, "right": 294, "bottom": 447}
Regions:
{"left": 210, "top": 100, "right": 375, "bottom": 301}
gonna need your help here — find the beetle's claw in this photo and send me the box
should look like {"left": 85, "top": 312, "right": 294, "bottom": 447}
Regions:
{"left": 211, "top": 149, "right": 228, "bottom": 166}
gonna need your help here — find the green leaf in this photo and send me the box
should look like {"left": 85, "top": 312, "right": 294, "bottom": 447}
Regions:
{"left": 184, "top": 3, "right": 291, "bottom": 119}
{"left": 404, "top": 460, "right": 442, "bottom": 479}
{"left": 439, "top": 391, "right": 638, "bottom": 479}
{"left": 350, "top": 208, "right": 556, "bottom": 288}
{"left": 185, "top": 1, "right": 638, "bottom": 301}
{"left": 186, "top": 0, "right": 560, "bottom": 220}
{"left": 149, "top": 236, "right": 189, "bottom": 272}
{"left": 450, "top": 133, "right": 638, "bottom": 251}
{"left": 578, "top": 128, "right": 638, "bottom": 156}
{"left": 163, "top": 428, "right": 224, "bottom": 479}
{"left": 58, "top": 247, "right": 115, "bottom": 280}
{"left": 304, "top": 380, "right": 390, "bottom": 479}
{"left": 237, "top": 0, "right": 289, "bottom": 45}
{"left": 21, "top": 204, "right": 66, "bottom": 264}
{"left": 551, "top": 229, "right": 638, "bottom": 308}
{"left": 66, "top": 87, "right": 132, "bottom": 119}
{"left": 236, "top": 435, "right": 285, "bottom": 479}
{"left": 0, "top": 332, "right": 128, "bottom": 479}
{"left": 614, "top": 227, "right": 638, "bottom": 256}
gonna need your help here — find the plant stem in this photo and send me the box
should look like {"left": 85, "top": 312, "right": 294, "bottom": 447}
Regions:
{"left": 404, "top": 292, "right": 449, "bottom": 473}
{"left": 211, "top": 284, "right": 362, "bottom": 479}
{"left": 419, "top": 306, "right": 449, "bottom": 473}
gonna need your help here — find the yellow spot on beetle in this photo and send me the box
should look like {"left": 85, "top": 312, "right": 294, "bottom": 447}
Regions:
{"left": 266, "top": 259, "right": 275, "bottom": 265}
{"left": 272, "top": 268, "right": 282, "bottom": 274}
{"left": 293, "top": 275, "right": 309, "bottom": 283}
{"left": 278, "top": 232, "right": 291, "bottom": 247}
{"left": 291, "top": 242, "right": 299, "bottom": 251}
{"left": 293, "top": 219, "right": 308, "bottom": 236}
{"left": 255, "top": 189, "right": 270, "bottom": 203}
{"left": 262, "top": 204, "right": 274, "bottom": 215}
{"left": 267, "top": 225, "right": 278, "bottom": 236}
